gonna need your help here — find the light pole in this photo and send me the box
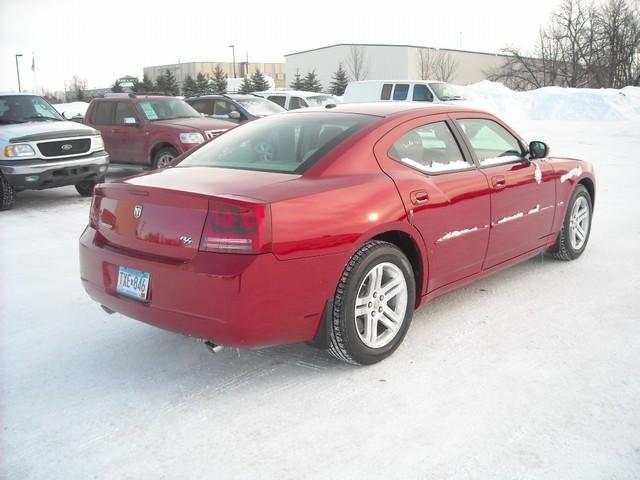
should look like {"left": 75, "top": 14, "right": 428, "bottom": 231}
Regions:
{"left": 229, "top": 45, "right": 236, "bottom": 78}
{"left": 15, "top": 54, "right": 22, "bottom": 92}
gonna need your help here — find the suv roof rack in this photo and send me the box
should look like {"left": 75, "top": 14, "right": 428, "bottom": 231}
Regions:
{"left": 103, "top": 92, "right": 136, "bottom": 98}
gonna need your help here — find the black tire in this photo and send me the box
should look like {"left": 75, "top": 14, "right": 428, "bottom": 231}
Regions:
{"left": 75, "top": 175, "right": 105, "bottom": 197}
{"left": 327, "top": 240, "right": 416, "bottom": 365}
{"left": 0, "top": 173, "right": 16, "bottom": 211}
{"left": 153, "top": 147, "right": 178, "bottom": 169}
{"left": 549, "top": 184, "right": 592, "bottom": 261}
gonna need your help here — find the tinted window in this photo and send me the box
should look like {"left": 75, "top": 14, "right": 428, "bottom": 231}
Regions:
{"left": 393, "top": 84, "right": 409, "bottom": 101}
{"left": 268, "top": 95, "right": 286, "bottom": 108}
{"left": 213, "top": 100, "right": 232, "bottom": 116}
{"left": 178, "top": 113, "right": 378, "bottom": 174}
{"left": 190, "top": 99, "right": 213, "bottom": 116}
{"left": 457, "top": 118, "right": 523, "bottom": 166}
{"left": 114, "top": 102, "right": 136, "bottom": 124}
{"left": 92, "top": 101, "right": 115, "bottom": 125}
{"left": 381, "top": 84, "right": 393, "bottom": 100}
{"left": 413, "top": 84, "right": 433, "bottom": 102}
{"left": 288, "top": 97, "right": 308, "bottom": 110}
{"left": 388, "top": 121, "right": 472, "bottom": 173}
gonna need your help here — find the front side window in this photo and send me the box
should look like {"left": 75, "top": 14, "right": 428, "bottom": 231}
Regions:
{"left": 381, "top": 84, "right": 393, "bottom": 100}
{"left": 190, "top": 99, "right": 213, "bottom": 116}
{"left": 92, "top": 101, "right": 115, "bottom": 125}
{"left": 393, "top": 84, "right": 409, "bottom": 101}
{"left": 413, "top": 84, "right": 434, "bottom": 102}
{"left": 114, "top": 102, "right": 136, "bottom": 124}
{"left": 288, "top": 97, "right": 308, "bottom": 110}
{"left": 137, "top": 98, "right": 200, "bottom": 121}
{"left": 178, "top": 112, "right": 378, "bottom": 174}
{"left": 456, "top": 118, "right": 523, "bottom": 166}
{"left": 267, "top": 95, "right": 286, "bottom": 108}
{"left": 388, "top": 121, "right": 472, "bottom": 173}
{"left": 0, "top": 95, "right": 63, "bottom": 124}
{"left": 213, "top": 100, "right": 232, "bottom": 116}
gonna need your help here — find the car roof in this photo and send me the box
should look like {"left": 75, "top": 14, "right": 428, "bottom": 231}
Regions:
{"left": 255, "top": 91, "right": 336, "bottom": 98}
{"left": 290, "top": 102, "right": 485, "bottom": 118}
{"left": 187, "top": 94, "right": 264, "bottom": 100}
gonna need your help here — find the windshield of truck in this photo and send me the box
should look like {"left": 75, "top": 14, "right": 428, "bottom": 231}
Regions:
{"left": 138, "top": 98, "right": 201, "bottom": 121}
{"left": 0, "top": 95, "right": 64, "bottom": 124}
{"left": 428, "top": 83, "right": 466, "bottom": 101}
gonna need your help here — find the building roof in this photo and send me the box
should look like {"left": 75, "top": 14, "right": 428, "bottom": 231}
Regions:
{"left": 284, "top": 43, "right": 509, "bottom": 59}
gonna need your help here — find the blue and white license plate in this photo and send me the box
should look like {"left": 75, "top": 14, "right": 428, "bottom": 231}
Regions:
{"left": 116, "top": 266, "right": 150, "bottom": 301}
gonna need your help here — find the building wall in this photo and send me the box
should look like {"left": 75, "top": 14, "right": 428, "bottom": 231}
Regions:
{"left": 285, "top": 44, "right": 508, "bottom": 91}
{"left": 143, "top": 62, "right": 286, "bottom": 89}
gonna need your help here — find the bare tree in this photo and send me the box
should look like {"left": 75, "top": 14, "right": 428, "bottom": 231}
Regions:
{"left": 68, "top": 75, "right": 87, "bottom": 101}
{"left": 346, "top": 46, "right": 369, "bottom": 81}
{"left": 433, "top": 51, "right": 459, "bottom": 82}
{"left": 416, "top": 48, "right": 434, "bottom": 80}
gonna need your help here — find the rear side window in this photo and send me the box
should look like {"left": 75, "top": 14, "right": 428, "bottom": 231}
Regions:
{"left": 91, "top": 102, "right": 115, "bottom": 125}
{"left": 178, "top": 113, "right": 378, "bottom": 174}
{"left": 388, "top": 121, "right": 473, "bottom": 173}
{"left": 268, "top": 96, "right": 286, "bottom": 108}
{"left": 114, "top": 102, "right": 136, "bottom": 124}
{"left": 393, "top": 84, "right": 409, "bottom": 100}
{"left": 456, "top": 118, "right": 524, "bottom": 166}
{"left": 413, "top": 84, "right": 433, "bottom": 102}
{"left": 288, "top": 97, "right": 308, "bottom": 110}
{"left": 381, "top": 84, "right": 393, "bottom": 100}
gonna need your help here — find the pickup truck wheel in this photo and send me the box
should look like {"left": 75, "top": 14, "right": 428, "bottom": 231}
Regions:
{"left": 327, "top": 240, "right": 415, "bottom": 365}
{"left": 153, "top": 147, "right": 178, "bottom": 169}
{"left": 75, "top": 175, "right": 105, "bottom": 197}
{"left": 549, "top": 184, "right": 592, "bottom": 261}
{"left": 0, "top": 173, "right": 16, "bottom": 211}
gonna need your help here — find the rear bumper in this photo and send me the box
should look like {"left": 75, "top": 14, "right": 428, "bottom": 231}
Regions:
{"left": 79, "top": 226, "right": 345, "bottom": 347}
{"left": 0, "top": 152, "right": 109, "bottom": 190}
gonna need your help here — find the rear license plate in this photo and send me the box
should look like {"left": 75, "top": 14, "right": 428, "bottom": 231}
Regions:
{"left": 116, "top": 266, "right": 150, "bottom": 301}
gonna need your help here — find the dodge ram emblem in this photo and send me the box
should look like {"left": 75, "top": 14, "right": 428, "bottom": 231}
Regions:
{"left": 133, "top": 205, "right": 143, "bottom": 218}
{"left": 179, "top": 235, "right": 194, "bottom": 245}
{"left": 61, "top": 144, "right": 73, "bottom": 151}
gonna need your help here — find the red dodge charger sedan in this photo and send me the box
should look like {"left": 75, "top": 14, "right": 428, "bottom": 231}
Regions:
{"left": 79, "top": 103, "right": 595, "bottom": 364}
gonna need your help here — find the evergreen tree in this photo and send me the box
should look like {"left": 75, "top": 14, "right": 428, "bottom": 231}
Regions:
{"left": 195, "top": 72, "right": 210, "bottom": 95}
{"left": 155, "top": 74, "right": 167, "bottom": 94}
{"left": 238, "top": 76, "right": 255, "bottom": 94}
{"left": 250, "top": 69, "right": 270, "bottom": 91}
{"left": 111, "top": 79, "right": 124, "bottom": 93}
{"left": 211, "top": 65, "right": 228, "bottom": 94}
{"left": 289, "top": 70, "right": 304, "bottom": 90}
{"left": 132, "top": 74, "right": 154, "bottom": 93}
{"left": 182, "top": 75, "right": 198, "bottom": 97}
{"left": 302, "top": 70, "right": 323, "bottom": 92}
{"left": 329, "top": 63, "right": 350, "bottom": 96}
{"left": 163, "top": 69, "right": 180, "bottom": 96}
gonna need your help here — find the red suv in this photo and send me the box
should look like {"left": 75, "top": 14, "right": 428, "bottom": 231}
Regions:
{"left": 85, "top": 94, "right": 235, "bottom": 168}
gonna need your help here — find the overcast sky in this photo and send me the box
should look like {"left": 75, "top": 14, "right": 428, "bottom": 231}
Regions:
{"left": 1, "top": 0, "right": 570, "bottom": 93}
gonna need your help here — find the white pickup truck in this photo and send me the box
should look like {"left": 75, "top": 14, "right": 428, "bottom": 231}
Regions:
{"left": 0, "top": 93, "right": 109, "bottom": 210}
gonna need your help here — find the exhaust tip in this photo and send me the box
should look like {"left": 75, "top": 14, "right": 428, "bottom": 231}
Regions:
{"left": 204, "top": 341, "right": 224, "bottom": 354}
{"left": 100, "top": 304, "right": 115, "bottom": 315}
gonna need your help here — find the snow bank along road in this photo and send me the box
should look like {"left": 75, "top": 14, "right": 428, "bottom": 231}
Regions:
{"left": 1, "top": 118, "right": 639, "bottom": 479}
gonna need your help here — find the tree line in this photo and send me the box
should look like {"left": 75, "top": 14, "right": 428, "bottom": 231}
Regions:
{"left": 490, "top": 0, "right": 640, "bottom": 89}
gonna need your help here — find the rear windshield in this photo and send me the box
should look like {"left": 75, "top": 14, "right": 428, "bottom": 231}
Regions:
{"left": 177, "top": 112, "right": 378, "bottom": 174}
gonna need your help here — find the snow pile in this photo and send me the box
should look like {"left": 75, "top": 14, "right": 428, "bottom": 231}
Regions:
{"left": 52, "top": 101, "right": 89, "bottom": 117}
{"left": 459, "top": 81, "right": 640, "bottom": 121}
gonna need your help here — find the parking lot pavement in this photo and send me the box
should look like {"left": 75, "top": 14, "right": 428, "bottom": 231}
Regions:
{"left": 1, "top": 121, "right": 640, "bottom": 479}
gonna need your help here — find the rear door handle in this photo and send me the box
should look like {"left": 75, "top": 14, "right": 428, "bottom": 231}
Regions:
{"left": 492, "top": 175, "right": 506, "bottom": 189}
{"left": 111, "top": 128, "right": 121, "bottom": 133}
{"left": 410, "top": 190, "right": 429, "bottom": 205}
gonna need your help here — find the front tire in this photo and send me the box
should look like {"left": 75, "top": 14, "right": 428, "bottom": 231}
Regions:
{"left": 153, "top": 147, "right": 178, "bottom": 169}
{"left": 549, "top": 184, "right": 592, "bottom": 261}
{"left": 327, "top": 240, "right": 416, "bottom": 365}
{"left": 0, "top": 173, "right": 16, "bottom": 210}
{"left": 75, "top": 175, "right": 105, "bottom": 197}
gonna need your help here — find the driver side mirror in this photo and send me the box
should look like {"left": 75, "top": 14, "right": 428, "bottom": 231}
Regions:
{"left": 529, "top": 140, "right": 549, "bottom": 159}
{"left": 228, "top": 110, "right": 242, "bottom": 120}
{"left": 122, "top": 117, "right": 139, "bottom": 126}
{"left": 62, "top": 111, "right": 74, "bottom": 120}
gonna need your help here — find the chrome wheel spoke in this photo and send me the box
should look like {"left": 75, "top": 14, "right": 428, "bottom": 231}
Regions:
{"left": 568, "top": 196, "right": 590, "bottom": 250}
{"left": 381, "top": 276, "right": 403, "bottom": 298}
{"left": 380, "top": 307, "right": 401, "bottom": 332}
{"left": 364, "top": 316, "right": 378, "bottom": 344}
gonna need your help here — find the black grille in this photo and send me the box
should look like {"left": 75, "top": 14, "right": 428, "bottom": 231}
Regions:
{"left": 37, "top": 138, "right": 91, "bottom": 157}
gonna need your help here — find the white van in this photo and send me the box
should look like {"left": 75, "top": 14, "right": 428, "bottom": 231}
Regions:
{"left": 343, "top": 80, "right": 466, "bottom": 104}
{"left": 253, "top": 91, "right": 340, "bottom": 110}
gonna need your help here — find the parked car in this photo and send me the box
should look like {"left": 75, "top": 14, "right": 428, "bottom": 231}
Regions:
{"left": 84, "top": 93, "right": 235, "bottom": 169}
{"left": 185, "top": 94, "right": 286, "bottom": 124}
{"left": 80, "top": 103, "right": 595, "bottom": 365}
{"left": 0, "top": 93, "right": 109, "bottom": 210}
{"left": 253, "top": 90, "right": 340, "bottom": 110}
{"left": 343, "top": 80, "right": 466, "bottom": 104}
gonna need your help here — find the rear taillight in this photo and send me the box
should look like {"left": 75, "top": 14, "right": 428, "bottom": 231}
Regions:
{"left": 199, "top": 198, "right": 271, "bottom": 254}
{"left": 89, "top": 195, "right": 102, "bottom": 229}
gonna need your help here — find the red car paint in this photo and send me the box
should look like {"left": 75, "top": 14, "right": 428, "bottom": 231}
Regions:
{"left": 79, "top": 103, "right": 595, "bottom": 348}
{"left": 84, "top": 95, "right": 235, "bottom": 166}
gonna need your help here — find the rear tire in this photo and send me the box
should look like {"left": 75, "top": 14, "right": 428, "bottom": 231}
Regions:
{"left": 153, "top": 147, "right": 178, "bottom": 169}
{"left": 75, "top": 175, "right": 105, "bottom": 197}
{"left": 327, "top": 240, "right": 416, "bottom": 365}
{"left": 0, "top": 173, "right": 16, "bottom": 211}
{"left": 549, "top": 184, "right": 592, "bottom": 261}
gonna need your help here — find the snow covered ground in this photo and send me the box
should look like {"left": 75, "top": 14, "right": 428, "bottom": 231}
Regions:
{"left": 2, "top": 86, "right": 640, "bottom": 479}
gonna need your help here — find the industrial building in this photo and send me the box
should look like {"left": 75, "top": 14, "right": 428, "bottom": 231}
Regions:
{"left": 285, "top": 43, "right": 509, "bottom": 90}
{"left": 143, "top": 61, "right": 286, "bottom": 89}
